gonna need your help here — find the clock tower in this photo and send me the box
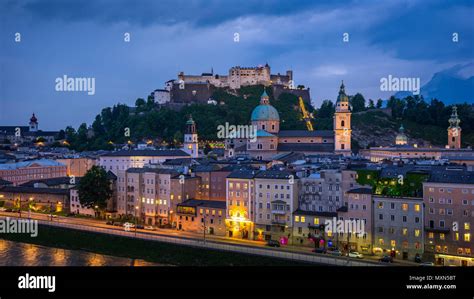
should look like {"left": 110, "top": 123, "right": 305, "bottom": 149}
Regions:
{"left": 184, "top": 115, "right": 199, "bottom": 158}
{"left": 334, "top": 81, "right": 352, "bottom": 156}
{"left": 447, "top": 106, "right": 461, "bottom": 149}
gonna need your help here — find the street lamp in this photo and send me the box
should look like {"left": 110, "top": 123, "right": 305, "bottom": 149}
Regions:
{"left": 95, "top": 205, "right": 99, "bottom": 219}
{"left": 203, "top": 212, "right": 206, "bottom": 243}
{"left": 28, "top": 197, "right": 34, "bottom": 219}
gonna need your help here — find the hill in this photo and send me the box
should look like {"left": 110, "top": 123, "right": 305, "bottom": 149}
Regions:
{"left": 62, "top": 86, "right": 474, "bottom": 152}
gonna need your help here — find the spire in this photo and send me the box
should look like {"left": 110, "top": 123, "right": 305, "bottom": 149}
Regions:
{"left": 449, "top": 106, "right": 461, "bottom": 128}
{"left": 337, "top": 81, "right": 349, "bottom": 103}
{"left": 30, "top": 113, "right": 38, "bottom": 123}
{"left": 260, "top": 88, "right": 270, "bottom": 105}
{"left": 399, "top": 124, "right": 405, "bottom": 133}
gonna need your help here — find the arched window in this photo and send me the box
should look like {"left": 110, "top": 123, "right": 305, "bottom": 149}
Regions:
{"left": 341, "top": 120, "right": 345, "bottom": 127}
{"left": 262, "top": 124, "right": 266, "bottom": 130}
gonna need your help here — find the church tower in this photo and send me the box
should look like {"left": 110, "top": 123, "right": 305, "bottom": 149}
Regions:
{"left": 183, "top": 115, "right": 199, "bottom": 158}
{"left": 29, "top": 113, "right": 38, "bottom": 132}
{"left": 333, "top": 81, "right": 352, "bottom": 156}
{"left": 447, "top": 106, "right": 461, "bottom": 149}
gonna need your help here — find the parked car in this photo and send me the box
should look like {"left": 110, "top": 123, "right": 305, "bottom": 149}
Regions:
{"left": 136, "top": 225, "right": 145, "bottom": 229}
{"left": 144, "top": 226, "right": 155, "bottom": 231}
{"left": 113, "top": 222, "right": 123, "bottom": 227}
{"left": 327, "top": 249, "right": 343, "bottom": 256}
{"left": 420, "top": 262, "right": 435, "bottom": 266}
{"left": 348, "top": 251, "right": 364, "bottom": 259}
{"left": 379, "top": 255, "right": 394, "bottom": 263}
{"left": 106, "top": 221, "right": 114, "bottom": 225}
{"left": 414, "top": 254, "right": 422, "bottom": 263}
{"left": 312, "top": 247, "right": 326, "bottom": 254}
{"left": 266, "top": 240, "right": 281, "bottom": 247}
{"left": 123, "top": 222, "right": 135, "bottom": 228}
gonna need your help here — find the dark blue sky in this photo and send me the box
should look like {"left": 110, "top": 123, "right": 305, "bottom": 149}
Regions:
{"left": 1, "top": 0, "right": 473, "bottom": 130}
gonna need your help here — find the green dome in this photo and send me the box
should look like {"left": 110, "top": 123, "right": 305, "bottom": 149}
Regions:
{"left": 251, "top": 104, "right": 280, "bottom": 121}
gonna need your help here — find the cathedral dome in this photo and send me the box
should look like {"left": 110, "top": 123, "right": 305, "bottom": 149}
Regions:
{"left": 251, "top": 90, "right": 280, "bottom": 122}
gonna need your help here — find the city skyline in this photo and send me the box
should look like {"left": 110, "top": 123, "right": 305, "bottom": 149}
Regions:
{"left": 1, "top": 0, "right": 473, "bottom": 130}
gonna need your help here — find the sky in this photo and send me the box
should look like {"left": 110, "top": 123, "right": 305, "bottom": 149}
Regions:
{"left": 0, "top": 0, "right": 473, "bottom": 130}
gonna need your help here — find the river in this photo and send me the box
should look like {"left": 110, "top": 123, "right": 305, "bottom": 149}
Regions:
{"left": 0, "top": 239, "right": 163, "bottom": 266}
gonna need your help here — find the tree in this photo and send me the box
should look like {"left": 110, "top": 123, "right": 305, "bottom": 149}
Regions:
{"left": 376, "top": 99, "right": 383, "bottom": 109}
{"left": 350, "top": 93, "right": 366, "bottom": 112}
{"left": 77, "top": 166, "right": 113, "bottom": 215}
{"left": 368, "top": 99, "right": 375, "bottom": 109}
{"left": 318, "top": 100, "right": 335, "bottom": 118}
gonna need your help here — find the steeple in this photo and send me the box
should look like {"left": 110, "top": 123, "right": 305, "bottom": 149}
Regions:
{"left": 260, "top": 88, "right": 270, "bottom": 105}
{"left": 448, "top": 106, "right": 461, "bottom": 128}
{"left": 184, "top": 115, "right": 198, "bottom": 157}
{"left": 447, "top": 106, "right": 461, "bottom": 149}
{"left": 29, "top": 113, "right": 38, "bottom": 132}
{"left": 337, "top": 80, "right": 349, "bottom": 103}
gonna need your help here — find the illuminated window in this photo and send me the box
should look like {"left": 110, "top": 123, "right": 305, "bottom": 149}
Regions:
{"left": 390, "top": 240, "right": 396, "bottom": 247}
{"left": 199, "top": 208, "right": 203, "bottom": 214}
{"left": 294, "top": 216, "right": 300, "bottom": 222}
{"left": 377, "top": 202, "right": 383, "bottom": 209}
{"left": 415, "top": 229, "right": 420, "bottom": 237}
{"left": 455, "top": 233, "right": 459, "bottom": 241}
{"left": 428, "top": 232, "right": 434, "bottom": 239}
{"left": 464, "top": 233, "right": 470, "bottom": 242}
{"left": 314, "top": 218, "right": 319, "bottom": 225}
{"left": 327, "top": 231, "right": 332, "bottom": 237}
{"left": 301, "top": 216, "right": 306, "bottom": 223}
{"left": 414, "top": 204, "right": 420, "bottom": 212}
{"left": 402, "top": 203, "right": 408, "bottom": 211}
{"left": 440, "top": 233, "right": 445, "bottom": 240}
{"left": 379, "top": 238, "right": 384, "bottom": 245}
{"left": 465, "top": 223, "right": 470, "bottom": 230}
{"left": 402, "top": 228, "right": 408, "bottom": 235}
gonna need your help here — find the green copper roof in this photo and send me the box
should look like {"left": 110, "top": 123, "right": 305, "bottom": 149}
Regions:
{"left": 251, "top": 104, "right": 280, "bottom": 121}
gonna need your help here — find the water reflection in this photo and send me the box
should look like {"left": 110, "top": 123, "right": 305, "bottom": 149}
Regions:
{"left": 0, "top": 240, "right": 163, "bottom": 266}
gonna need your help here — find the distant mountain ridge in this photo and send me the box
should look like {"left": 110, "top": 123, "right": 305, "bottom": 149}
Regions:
{"left": 394, "top": 63, "right": 474, "bottom": 104}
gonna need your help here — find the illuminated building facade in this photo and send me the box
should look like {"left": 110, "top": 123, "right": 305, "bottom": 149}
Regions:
{"left": 225, "top": 169, "right": 257, "bottom": 239}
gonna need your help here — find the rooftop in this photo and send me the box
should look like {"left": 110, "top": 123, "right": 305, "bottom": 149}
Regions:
{"left": 102, "top": 149, "right": 190, "bottom": 157}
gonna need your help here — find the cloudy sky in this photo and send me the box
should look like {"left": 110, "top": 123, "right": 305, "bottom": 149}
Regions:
{"left": 1, "top": 0, "right": 473, "bottom": 130}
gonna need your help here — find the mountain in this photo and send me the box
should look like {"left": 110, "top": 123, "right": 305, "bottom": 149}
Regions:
{"left": 394, "top": 63, "right": 474, "bottom": 104}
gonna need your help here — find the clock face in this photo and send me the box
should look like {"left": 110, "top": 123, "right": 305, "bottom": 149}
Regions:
{"left": 451, "top": 128, "right": 459, "bottom": 136}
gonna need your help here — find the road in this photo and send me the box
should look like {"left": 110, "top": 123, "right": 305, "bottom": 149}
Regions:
{"left": 0, "top": 210, "right": 407, "bottom": 266}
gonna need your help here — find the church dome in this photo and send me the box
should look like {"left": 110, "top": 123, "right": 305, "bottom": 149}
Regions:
{"left": 251, "top": 90, "right": 280, "bottom": 122}
{"left": 395, "top": 124, "right": 408, "bottom": 145}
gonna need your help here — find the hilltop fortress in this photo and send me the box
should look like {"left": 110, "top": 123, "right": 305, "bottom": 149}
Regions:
{"left": 151, "top": 64, "right": 310, "bottom": 107}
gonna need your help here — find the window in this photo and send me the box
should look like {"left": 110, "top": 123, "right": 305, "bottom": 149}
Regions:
{"left": 464, "top": 233, "right": 471, "bottom": 242}
{"left": 295, "top": 216, "right": 300, "bottom": 222}
{"left": 414, "top": 204, "right": 420, "bottom": 212}
{"left": 377, "top": 202, "right": 383, "bottom": 209}
{"left": 440, "top": 233, "right": 445, "bottom": 240}
{"left": 402, "top": 228, "right": 408, "bottom": 235}
{"left": 314, "top": 218, "right": 319, "bottom": 225}
{"left": 391, "top": 240, "right": 396, "bottom": 247}
{"left": 415, "top": 229, "right": 420, "bottom": 237}
{"left": 465, "top": 223, "right": 470, "bottom": 230}
{"left": 301, "top": 216, "right": 306, "bottom": 223}
{"left": 428, "top": 232, "right": 434, "bottom": 239}
{"left": 402, "top": 203, "right": 408, "bottom": 211}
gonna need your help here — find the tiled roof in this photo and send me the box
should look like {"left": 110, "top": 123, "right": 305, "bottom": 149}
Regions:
{"left": 102, "top": 149, "right": 190, "bottom": 157}
{"left": 177, "top": 199, "right": 226, "bottom": 209}
{"left": 277, "top": 143, "right": 334, "bottom": 152}
{"left": 254, "top": 170, "right": 297, "bottom": 180}
{"left": 278, "top": 130, "right": 334, "bottom": 138}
